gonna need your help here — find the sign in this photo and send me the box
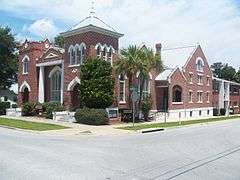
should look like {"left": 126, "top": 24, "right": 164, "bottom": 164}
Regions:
{"left": 131, "top": 91, "right": 139, "bottom": 102}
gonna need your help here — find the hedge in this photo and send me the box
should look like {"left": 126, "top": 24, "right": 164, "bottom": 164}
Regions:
{"left": 42, "top": 102, "right": 65, "bottom": 119}
{"left": 75, "top": 108, "right": 109, "bottom": 125}
{"left": 22, "top": 102, "right": 38, "bottom": 116}
{"left": 0, "top": 102, "right": 11, "bottom": 115}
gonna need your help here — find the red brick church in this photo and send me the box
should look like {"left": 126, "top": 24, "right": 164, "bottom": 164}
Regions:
{"left": 17, "top": 11, "right": 240, "bottom": 121}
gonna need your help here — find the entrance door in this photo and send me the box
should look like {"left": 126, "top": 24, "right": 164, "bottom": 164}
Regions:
{"left": 71, "top": 84, "right": 80, "bottom": 109}
{"left": 22, "top": 87, "right": 29, "bottom": 103}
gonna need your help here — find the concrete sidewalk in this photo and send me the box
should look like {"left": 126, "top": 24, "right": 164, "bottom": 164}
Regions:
{"left": 1, "top": 116, "right": 133, "bottom": 136}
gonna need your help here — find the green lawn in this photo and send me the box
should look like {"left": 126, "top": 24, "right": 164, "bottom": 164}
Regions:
{"left": 118, "top": 115, "right": 240, "bottom": 131}
{"left": 0, "top": 118, "right": 68, "bottom": 131}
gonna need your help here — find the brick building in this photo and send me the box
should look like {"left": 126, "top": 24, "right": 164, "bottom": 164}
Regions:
{"left": 17, "top": 12, "right": 240, "bottom": 121}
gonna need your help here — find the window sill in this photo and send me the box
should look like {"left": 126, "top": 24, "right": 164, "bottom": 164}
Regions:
{"left": 189, "top": 101, "right": 193, "bottom": 104}
{"left": 68, "top": 64, "right": 80, "bottom": 68}
{"left": 189, "top": 82, "right": 193, "bottom": 85}
{"left": 197, "top": 83, "right": 203, "bottom": 86}
{"left": 172, "top": 102, "right": 183, "bottom": 105}
{"left": 207, "top": 101, "right": 210, "bottom": 103}
{"left": 197, "top": 101, "right": 203, "bottom": 104}
{"left": 234, "top": 106, "right": 239, "bottom": 108}
{"left": 22, "top": 73, "right": 28, "bottom": 75}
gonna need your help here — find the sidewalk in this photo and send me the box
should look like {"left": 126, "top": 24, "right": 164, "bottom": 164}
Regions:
{"left": 2, "top": 116, "right": 133, "bottom": 136}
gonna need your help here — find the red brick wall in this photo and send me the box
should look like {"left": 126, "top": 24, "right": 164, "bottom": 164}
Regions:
{"left": 168, "top": 46, "right": 213, "bottom": 110}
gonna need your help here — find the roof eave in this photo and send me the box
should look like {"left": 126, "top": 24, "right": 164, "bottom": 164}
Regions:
{"left": 60, "top": 25, "right": 124, "bottom": 39}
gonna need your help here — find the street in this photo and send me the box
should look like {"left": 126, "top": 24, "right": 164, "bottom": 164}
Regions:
{"left": 1, "top": 120, "right": 240, "bottom": 180}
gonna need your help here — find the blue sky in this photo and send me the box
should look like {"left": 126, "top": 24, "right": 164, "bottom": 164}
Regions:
{"left": 0, "top": 0, "right": 240, "bottom": 68}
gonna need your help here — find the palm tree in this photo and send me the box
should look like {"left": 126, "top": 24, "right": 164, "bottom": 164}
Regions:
{"left": 115, "top": 45, "right": 142, "bottom": 106}
{"left": 115, "top": 44, "right": 163, "bottom": 119}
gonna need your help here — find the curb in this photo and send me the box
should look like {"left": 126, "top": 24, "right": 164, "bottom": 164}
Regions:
{"left": 141, "top": 128, "right": 164, "bottom": 133}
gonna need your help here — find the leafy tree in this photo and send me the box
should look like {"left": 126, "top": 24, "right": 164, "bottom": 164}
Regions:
{"left": 115, "top": 45, "right": 163, "bottom": 119}
{"left": 221, "top": 64, "right": 236, "bottom": 81}
{"left": 80, "top": 58, "right": 114, "bottom": 109}
{"left": 0, "top": 27, "right": 17, "bottom": 88}
{"left": 54, "top": 35, "right": 64, "bottom": 48}
{"left": 211, "top": 62, "right": 223, "bottom": 78}
{"left": 234, "top": 68, "right": 240, "bottom": 83}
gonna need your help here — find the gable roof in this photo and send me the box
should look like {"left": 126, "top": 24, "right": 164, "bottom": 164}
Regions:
{"left": 161, "top": 45, "right": 197, "bottom": 69}
{"left": 61, "top": 14, "right": 124, "bottom": 38}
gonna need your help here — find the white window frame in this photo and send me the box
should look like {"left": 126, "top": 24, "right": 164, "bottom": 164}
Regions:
{"left": 189, "top": 90, "right": 193, "bottom": 103}
{"left": 197, "top": 74, "right": 203, "bottom": 85}
{"left": 49, "top": 66, "right": 62, "bottom": 102}
{"left": 196, "top": 57, "right": 204, "bottom": 72}
{"left": 197, "top": 91, "right": 203, "bottom": 103}
{"left": 22, "top": 55, "right": 30, "bottom": 75}
{"left": 206, "top": 91, "right": 210, "bottom": 103}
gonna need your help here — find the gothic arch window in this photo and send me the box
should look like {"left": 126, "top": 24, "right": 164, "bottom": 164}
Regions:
{"left": 108, "top": 48, "right": 113, "bottom": 64}
{"left": 49, "top": 67, "right": 61, "bottom": 102}
{"left": 68, "top": 45, "right": 75, "bottom": 65}
{"left": 22, "top": 55, "right": 29, "bottom": 74}
{"left": 80, "top": 43, "right": 86, "bottom": 64}
{"left": 102, "top": 46, "right": 107, "bottom": 60}
{"left": 119, "top": 73, "right": 126, "bottom": 102}
{"left": 196, "top": 57, "right": 204, "bottom": 72}
{"left": 172, "top": 85, "right": 182, "bottom": 102}
{"left": 96, "top": 43, "right": 102, "bottom": 58}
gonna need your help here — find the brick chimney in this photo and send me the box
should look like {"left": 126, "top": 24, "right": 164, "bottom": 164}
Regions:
{"left": 155, "top": 43, "right": 162, "bottom": 54}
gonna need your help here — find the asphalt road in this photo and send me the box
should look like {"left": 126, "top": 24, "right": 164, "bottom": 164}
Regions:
{"left": 1, "top": 120, "right": 240, "bottom": 180}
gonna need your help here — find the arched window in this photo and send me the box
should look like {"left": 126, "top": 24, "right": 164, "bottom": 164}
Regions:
{"left": 68, "top": 46, "right": 76, "bottom": 65}
{"left": 50, "top": 69, "right": 61, "bottom": 102}
{"left": 80, "top": 44, "right": 86, "bottom": 64}
{"left": 119, "top": 74, "right": 126, "bottom": 102}
{"left": 108, "top": 48, "right": 113, "bottom": 64}
{"left": 22, "top": 56, "right": 29, "bottom": 74}
{"left": 172, "top": 85, "right": 182, "bottom": 102}
{"left": 196, "top": 58, "right": 204, "bottom": 72}
{"left": 96, "top": 45, "right": 101, "bottom": 58}
{"left": 102, "top": 47, "right": 107, "bottom": 60}
{"left": 138, "top": 76, "right": 149, "bottom": 99}
{"left": 75, "top": 45, "right": 81, "bottom": 65}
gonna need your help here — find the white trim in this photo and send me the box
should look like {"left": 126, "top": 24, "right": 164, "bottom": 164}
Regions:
{"left": 67, "top": 77, "right": 81, "bottom": 91}
{"left": 45, "top": 53, "right": 58, "bottom": 59}
{"left": 68, "top": 64, "right": 80, "bottom": 68}
{"left": 36, "top": 60, "right": 63, "bottom": 67}
{"left": 49, "top": 66, "right": 62, "bottom": 78}
{"left": 19, "top": 81, "right": 31, "bottom": 92}
{"left": 172, "top": 102, "right": 183, "bottom": 105}
{"left": 21, "top": 55, "right": 30, "bottom": 62}
{"left": 196, "top": 57, "right": 204, "bottom": 72}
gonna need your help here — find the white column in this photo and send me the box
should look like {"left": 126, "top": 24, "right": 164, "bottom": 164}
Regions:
{"left": 38, "top": 66, "right": 45, "bottom": 103}
{"left": 60, "top": 62, "right": 64, "bottom": 104}
{"left": 219, "top": 80, "right": 224, "bottom": 109}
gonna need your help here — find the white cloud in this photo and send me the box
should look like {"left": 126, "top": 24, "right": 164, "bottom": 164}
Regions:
{"left": 27, "top": 18, "right": 59, "bottom": 38}
{"left": 1, "top": 0, "right": 240, "bottom": 67}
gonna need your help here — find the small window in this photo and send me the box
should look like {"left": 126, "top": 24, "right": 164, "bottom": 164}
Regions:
{"left": 199, "top": 110, "right": 202, "bottom": 116}
{"left": 97, "top": 45, "right": 101, "bottom": 58}
{"left": 138, "top": 77, "right": 149, "bottom": 99}
{"left": 189, "top": 74, "right": 193, "bottom": 83}
{"left": 102, "top": 47, "right": 107, "bottom": 60}
{"left": 207, "top": 110, "right": 210, "bottom": 115}
{"left": 206, "top": 92, "right": 210, "bottom": 102}
{"left": 197, "top": 92, "right": 203, "bottom": 103}
{"left": 198, "top": 75, "right": 203, "bottom": 84}
{"left": 70, "top": 48, "right": 76, "bottom": 65}
{"left": 190, "top": 111, "right": 193, "bottom": 117}
{"left": 119, "top": 74, "right": 126, "bottom": 102}
{"left": 81, "top": 47, "right": 86, "bottom": 64}
{"left": 108, "top": 48, "right": 113, "bottom": 64}
{"left": 22, "top": 58, "right": 29, "bottom": 74}
{"left": 196, "top": 58, "right": 204, "bottom": 72}
{"left": 189, "top": 91, "right": 193, "bottom": 103}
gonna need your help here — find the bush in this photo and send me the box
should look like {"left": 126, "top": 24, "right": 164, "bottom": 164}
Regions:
{"left": 220, "top": 108, "right": 226, "bottom": 116}
{"left": 42, "top": 102, "right": 65, "bottom": 119}
{"left": 22, "top": 102, "right": 38, "bottom": 116}
{"left": 140, "top": 97, "right": 152, "bottom": 121}
{"left": 12, "top": 104, "right": 18, "bottom": 108}
{"left": 75, "top": 108, "right": 109, "bottom": 125}
{"left": 213, "top": 108, "right": 219, "bottom": 116}
{"left": 0, "top": 102, "right": 11, "bottom": 115}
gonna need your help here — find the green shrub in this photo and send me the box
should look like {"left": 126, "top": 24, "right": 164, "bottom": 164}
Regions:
{"left": 0, "top": 102, "right": 11, "bottom": 115}
{"left": 22, "top": 102, "right": 38, "bottom": 116}
{"left": 140, "top": 96, "right": 152, "bottom": 121}
{"left": 213, "top": 108, "right": 219, "bottom": 116}
{"left": 220, "top": 108, "right": 226, "bottom": 116}
{"left": 75, "top": 108, "right": 109, "bottom": 125}
{"left": 12, "top": 104, "right": 18, "bottom": 108}
{"left": 42, "top": 102, "right": 65, "bottom": 119}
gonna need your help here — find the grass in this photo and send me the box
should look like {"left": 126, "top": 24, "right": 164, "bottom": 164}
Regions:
{"left": 118, "top": 115, "right": 240, "bottom": 131}
{"left": 0, "top": 117, "right": 68, "bottom": 131}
